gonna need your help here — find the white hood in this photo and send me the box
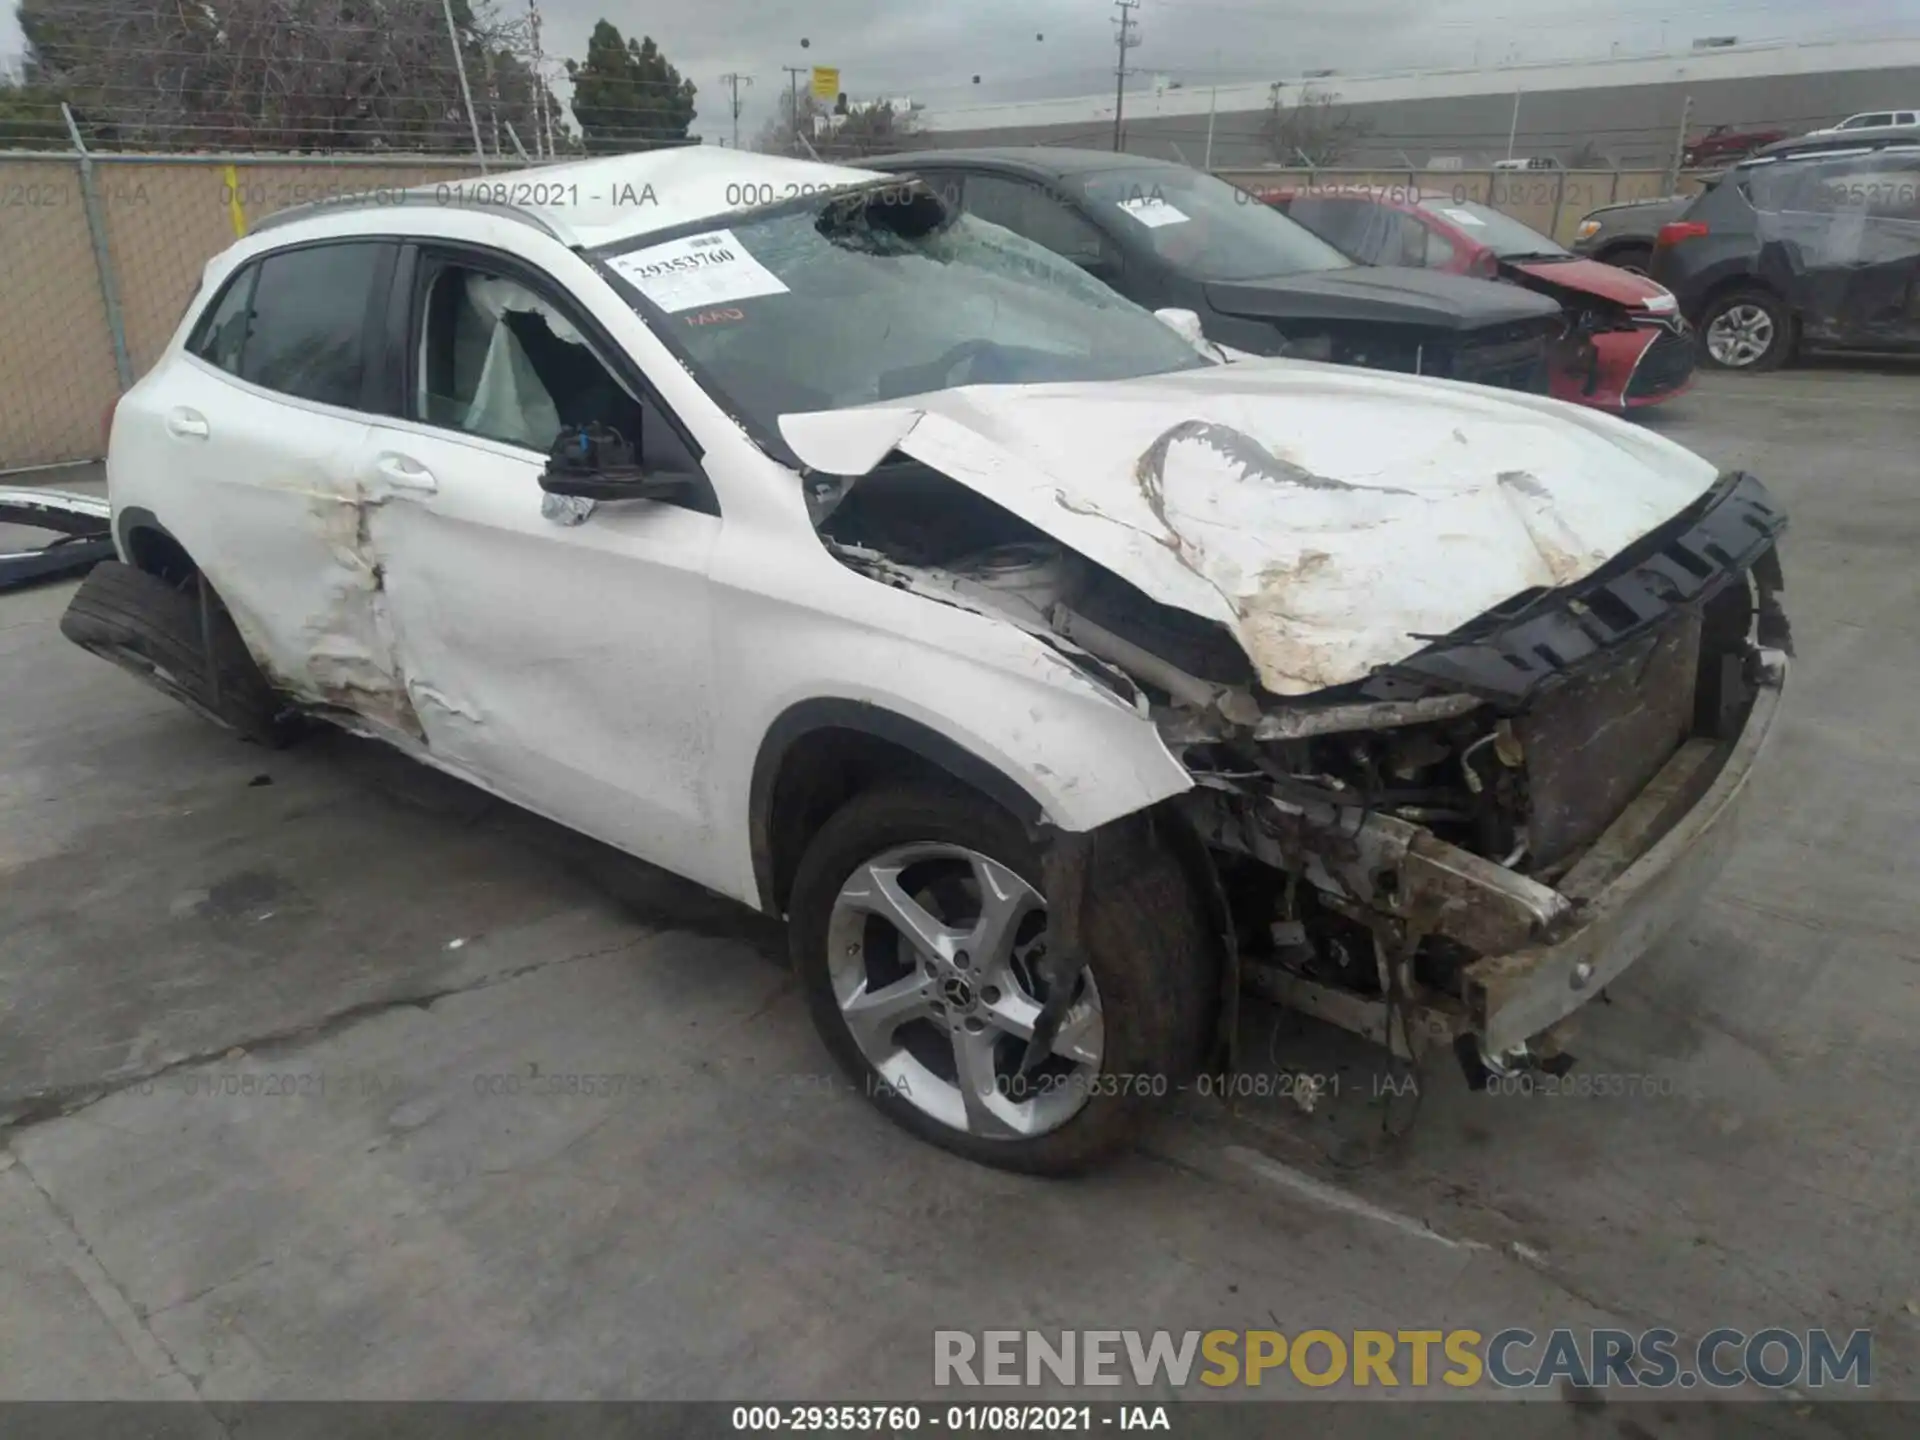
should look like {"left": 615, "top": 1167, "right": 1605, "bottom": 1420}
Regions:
{"left": 780, "top": 360, "right": 1719, "bottom": 696}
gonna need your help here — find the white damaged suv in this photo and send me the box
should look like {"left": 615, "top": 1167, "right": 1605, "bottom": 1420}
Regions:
{"left": 66, "top": 149, "right": 1791, "bottom": 1173}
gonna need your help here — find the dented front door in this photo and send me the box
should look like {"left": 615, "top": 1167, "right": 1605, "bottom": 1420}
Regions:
{"left": 355, "top": 425, "right": 726, "bottom": 883}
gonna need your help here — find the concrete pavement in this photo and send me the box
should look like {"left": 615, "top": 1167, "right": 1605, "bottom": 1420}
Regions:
{"left": 2, "top": 372, "right": 1916, "bottom": 1432}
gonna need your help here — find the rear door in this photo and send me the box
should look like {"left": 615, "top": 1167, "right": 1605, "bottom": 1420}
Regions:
{"left": 1751, "top": 151, "right": 1920, "bottom": 346}
{"left": 355, "top": 243, "right": 727, "bottom": 880}
{"left": 132, "top": 239, "right": 407, "bottom": 728}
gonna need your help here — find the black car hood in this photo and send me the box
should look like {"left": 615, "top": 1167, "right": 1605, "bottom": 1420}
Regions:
{"left": 1205, "top": 266, "right": 1561, "bottom": 332}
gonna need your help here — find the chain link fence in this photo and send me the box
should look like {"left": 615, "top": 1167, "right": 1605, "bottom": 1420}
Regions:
{"left": 3, "top": 148, "right": 1709, "bottom": 472}
{"left": 1, "top": 151, "right": 507, "bottom": 469}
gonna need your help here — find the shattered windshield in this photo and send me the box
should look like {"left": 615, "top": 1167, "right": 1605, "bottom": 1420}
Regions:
{"left": 594, "top": 183, "right": 1211, "bottom": 434}
{"left": 1074, "top": 166, "right": 1354, "bottom": 282}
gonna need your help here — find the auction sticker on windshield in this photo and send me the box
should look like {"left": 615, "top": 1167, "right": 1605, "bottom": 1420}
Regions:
{"left": 609, "top": 229, "right": 789, "bottom": 312}
{"left": 1441, "top": 208, "right": 1487, "bottom": 226}
{"left": 1118, "top": 196, "right": 1190, "bottom": 228}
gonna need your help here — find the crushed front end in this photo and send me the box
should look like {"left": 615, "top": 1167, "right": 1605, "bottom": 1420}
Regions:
{"left": 1158, "top": 471, "right": 1789, "bottom": 1076}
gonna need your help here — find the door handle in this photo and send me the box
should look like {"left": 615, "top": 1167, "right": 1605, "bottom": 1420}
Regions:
{"left": 375, "top": 454, "right": 438, "bottom": 495}
{"left": 166, "top": 408, "right": 209, "bottom": 439}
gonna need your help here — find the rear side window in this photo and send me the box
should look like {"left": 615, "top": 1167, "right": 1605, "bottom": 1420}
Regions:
{"left": 237, "top": 242, "right": 392, "bottom": 409}
{"left": 1284, "top": 196, "right": 1377, "bottom": 258}
{"left": 188, "top": 266, "right": 257, "bottom": 374}
{"left": 1749, "top": 153, "right": 1920, "bottom": 219}
{"left": 963, "top": 175, "right": 1110, "bottom": 266}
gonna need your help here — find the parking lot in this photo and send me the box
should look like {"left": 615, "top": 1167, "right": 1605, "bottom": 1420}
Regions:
{"left": 2, "top": 361, "right": 1917, "bottom": 1430}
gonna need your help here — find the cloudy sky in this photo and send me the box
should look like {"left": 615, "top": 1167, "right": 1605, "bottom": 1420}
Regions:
{"left": 4, "top": 0, "right": 1911, "bottom": 141}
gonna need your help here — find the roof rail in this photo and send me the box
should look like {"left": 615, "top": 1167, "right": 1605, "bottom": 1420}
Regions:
{"left": 247, "top": 189, "right": 563, "bottom": 240}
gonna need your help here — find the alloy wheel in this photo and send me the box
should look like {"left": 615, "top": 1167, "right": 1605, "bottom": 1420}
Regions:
{"left": 825, "top": 842, "right": 1103, "bottom": 1140}
{"left": 1706, "top": 303, "right": 1775, "bottom": 367}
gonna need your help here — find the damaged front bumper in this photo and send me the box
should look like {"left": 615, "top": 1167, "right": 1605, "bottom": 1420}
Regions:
{"left": 0, "top": 488, "right": 114, "bottom": 591}
{"left": 1184, "top": 645, "right": 1787, "bottom": 1065}
{"left": 1461, "top": 645, "right": 1784, "bottom": 1056}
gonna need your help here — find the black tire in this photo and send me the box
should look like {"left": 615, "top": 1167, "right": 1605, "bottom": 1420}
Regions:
{"left": 60, "top": 560, "right": 291, "bottom": 745}
{"left": 1599, "top": 242, "right": 1652, "bottom": 277}
{"left": 1697, "top": 286, "right": 1796, "bottom": 372}
{"left": 789, "top": 783, "right": 1219, "bottom": 1175}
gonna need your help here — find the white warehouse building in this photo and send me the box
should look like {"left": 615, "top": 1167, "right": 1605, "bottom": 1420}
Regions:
{"left": 912, "top": 36, "right": 1920, "bottom": 170}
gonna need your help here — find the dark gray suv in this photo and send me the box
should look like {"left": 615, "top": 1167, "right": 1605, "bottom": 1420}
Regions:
{"left": 1650, "top": 138, "right": 1920, "bottom": 370}
{"left": 870, "top": 149, "right": 1565, "bottom": 392}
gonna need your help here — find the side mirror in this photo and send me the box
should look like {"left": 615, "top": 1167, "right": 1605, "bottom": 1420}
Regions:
{"left": 538, "top": 467, "right": 692, "bottom": 503}
{"left": 1153, "top": 307, "right": 1207, "bottom": 347}
{"left": 1154, "top": 308, "right": 1231, "bottom": 365}
{"left": 539, "top": 421, "right": 692, "bottom": 503}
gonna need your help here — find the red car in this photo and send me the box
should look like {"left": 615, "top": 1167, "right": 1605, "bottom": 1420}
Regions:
{"left": 1267, "top": 187, "right": 1695, "bottom": 411}
{"left": 1681, "top": 123, "right": 1789, "bottom": 168}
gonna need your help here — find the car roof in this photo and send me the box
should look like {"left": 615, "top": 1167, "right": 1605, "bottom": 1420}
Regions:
{"left": 1263, "top": 185, "right": 1469, "bottom": 208}
{"left": 1753, "top": 124, "right": 1920, "bottom": 159}
{"left": 871, "top": 147, "right": 1189, "bottom": 180}
{"left": 251, "top": 147, "right": 887, "bottom": 251}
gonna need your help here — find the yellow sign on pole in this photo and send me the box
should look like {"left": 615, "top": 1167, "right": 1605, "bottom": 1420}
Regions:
{"left": 223, "top": 162, "right": 248, "bottom": 238}
{"left": 810, "top": 66, "right": 840, "bottom": 101}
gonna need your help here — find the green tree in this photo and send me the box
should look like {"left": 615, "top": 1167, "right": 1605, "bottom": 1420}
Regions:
{"left": 821, "top": 98, "right": 923, "bottom": 160}
{"left": 566, "top": 21, "right": 696, "bottom": 154}
{"left": 9, "top": 0, "right": 562, "bottom": 153}
{"left": 1260, "top": 83, "right": 1373, "bottom": 167}
{"left": 0, "top": 81, "right": 68, "bottom": 147}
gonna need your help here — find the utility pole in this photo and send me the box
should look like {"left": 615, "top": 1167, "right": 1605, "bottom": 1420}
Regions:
{"left": 1203, "top": 45, "right": 1220, "bottom": 169}
{"left": 441, "top": 0, "right": 488, "bottom": 171}
{"left": 1666, "top": 93, "right": 1694, "bottom": 192}
{"left": 782, "top": 65, "right": 809, "bottom": 154}
{"left": 719, "top": 73, "right": 753, "bottom": 149}
{"left": 482, "top": 46, "right": 500, "bottom": 157}
{"left": 1506, "top": 87, "right": 1522, "bottom": 158}
{"left": 1110, "top": 0, "right": 1141, "bottom": 153}
{"left": 527, "top": 0, "right": 548, "bottom": 158}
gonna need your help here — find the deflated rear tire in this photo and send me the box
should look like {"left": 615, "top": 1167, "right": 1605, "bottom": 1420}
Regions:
{"left": 789, "top": 783, "right": 1218, "bottom": 1175}
{"left": 61, "top": 560, "right": 291, "bottom": 745}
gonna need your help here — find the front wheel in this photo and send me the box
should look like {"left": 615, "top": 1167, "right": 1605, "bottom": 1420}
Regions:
{"left": 1698, "top": 287, "right": 1795, "bottom": 371}
{"left": 1600, "top": 243, "right": 1652, "bottom": 277}
{"left": 789, "top": 785, "right": 1217, "bottom": 1175}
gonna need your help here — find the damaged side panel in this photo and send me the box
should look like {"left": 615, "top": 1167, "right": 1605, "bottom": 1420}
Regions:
{"left": 352, "top": 421, "right": 736, "bottom": 896}
{"left": 1749, "top": 156, "right": 1920, "bottom": 348}
{"left": 124, "top": 396, "right": 425, "bottom": 744}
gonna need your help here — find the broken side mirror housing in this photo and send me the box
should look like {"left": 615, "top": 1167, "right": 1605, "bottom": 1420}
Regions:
{"left": 539, "top": 421, "right": 694, "bottom": 503}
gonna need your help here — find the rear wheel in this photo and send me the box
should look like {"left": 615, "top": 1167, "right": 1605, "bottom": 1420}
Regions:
{"left": 1698, "top": 287, "right": 1795, "bottom": 372}
{"left": 61, "top": 560, "right": 290, "bottom": 744}
{"left": 789, "top": 784, "right": 1217, "bottom": 1175}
